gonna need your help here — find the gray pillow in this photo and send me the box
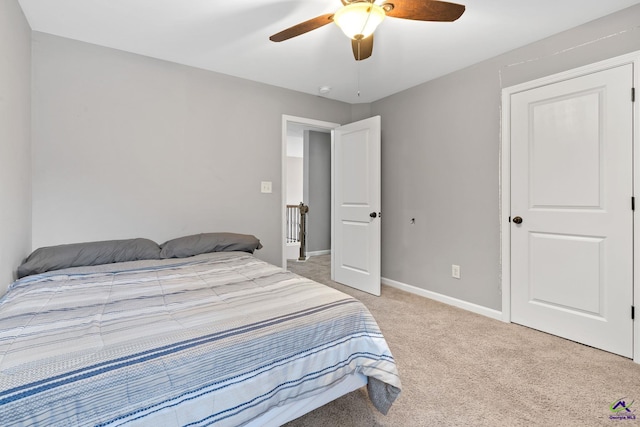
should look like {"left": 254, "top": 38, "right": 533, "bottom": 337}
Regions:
{"left": 17, "top": 238, "right": 161, "bottom": 278}
{"left": 160, "top": 233, "right": 262, "bottom": 259}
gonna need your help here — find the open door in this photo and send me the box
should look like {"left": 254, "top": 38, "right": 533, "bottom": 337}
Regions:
{"left": 332, "top": 116, "right": 381, "bottom": 296}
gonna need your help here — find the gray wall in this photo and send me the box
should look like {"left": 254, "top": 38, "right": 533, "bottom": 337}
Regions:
{"left": 286, "top": 156, "right": 303, "bottom": 205}
{"left": 0, "top": 0, "right": 32, "bottom": 294}
{"left": 373, "top": 4, "right": 640, "bottom": 311}
{"left": 350, "top": 103, "right": 373, "bottom": 122}
{"left": 31, "top": 32, "right": 354, "bottom": 268}
{"left": 303, "top": 130, "right": 331, "bottom": 253}
{"left": 5, "top": 2, "right": 638, "bottom": 307}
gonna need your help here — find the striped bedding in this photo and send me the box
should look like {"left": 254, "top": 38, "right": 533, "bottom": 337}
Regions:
{"left": 0, "top": 252, "right": 401, "bottom": 426}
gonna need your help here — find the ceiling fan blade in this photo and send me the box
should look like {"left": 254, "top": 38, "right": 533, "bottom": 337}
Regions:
{"left": 384, "top": 0, "right": 465, "bottom": 22}
{"left": 269, "top": 13, "right": 334, "bottom": 42}
{"left": 352, "top": 34, "right": 373, "bottom": 61}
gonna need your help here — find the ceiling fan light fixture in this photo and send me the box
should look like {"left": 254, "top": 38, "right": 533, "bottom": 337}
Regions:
{"left": 333, "top": 2, "right": 385, "bottom": 40}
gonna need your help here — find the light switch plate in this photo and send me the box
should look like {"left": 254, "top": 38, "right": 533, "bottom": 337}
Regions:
{"left": 451, "top": 264, "right": 461, "bottom": 279}
{"left": 261, "top": 181, "right": 272, "bottom": 193}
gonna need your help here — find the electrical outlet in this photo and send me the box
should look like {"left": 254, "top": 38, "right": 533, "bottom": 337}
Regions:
{"left": 451, "top": 264, "right": 461, "bottom": 279}
{"left": 261, "top": 181, "right": 272, "bottom": 193}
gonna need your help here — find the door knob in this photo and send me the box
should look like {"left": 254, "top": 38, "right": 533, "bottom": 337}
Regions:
{"left": 369, "top": 212, "right": 377, "bottom": 218}
{"left": 512, "top": 216, "right": 523, "bottom": 224}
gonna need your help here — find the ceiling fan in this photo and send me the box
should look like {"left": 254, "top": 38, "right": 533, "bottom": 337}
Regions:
{"left": 269, "top": 0, "right": 465, "bottom": 61}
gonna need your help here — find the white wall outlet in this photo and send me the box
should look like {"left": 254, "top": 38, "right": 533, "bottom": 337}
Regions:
{"left": 451, "top": 264, "right": 461, "bottom": 279}
{"left": 261, "top": 181, "right": 272, "bottom": 193}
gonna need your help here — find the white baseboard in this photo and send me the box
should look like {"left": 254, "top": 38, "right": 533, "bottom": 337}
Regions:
{"left": 307, "top": 250, "right": 331, "bottom": 257}
{"left": 381, "top": 277, "right": 503, "bottom": 321}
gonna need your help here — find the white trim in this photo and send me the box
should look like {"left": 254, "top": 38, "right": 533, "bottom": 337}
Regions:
{"left": 307, "top": 250, "right": 331, "bottom": 257}
{"left": 281, "top": 115, "right": 339, "bottom": 271}
{"left": 633, "top": 53, "right": 640, "bottom": 365}
{"left": 502, "top": 51, "right": 640, "bottom": 96}
{"left": 330, "top": 129, "right": 335, "bottom": 281}
{"left": 381, "top": 277, "right": 503, "bottom": 321}
{"left": 500, "top": 50, "right": 640, "bottom": 362}
{"left": 500, "top": 88, "right": 512, "bottom": 324}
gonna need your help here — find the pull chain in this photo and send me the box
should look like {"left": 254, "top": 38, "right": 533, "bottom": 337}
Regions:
{"left": 357, "top": 67, "right": 361, "bottom": 98}
{"left": 355, "top": 5, "right": 373, "bottom": 98}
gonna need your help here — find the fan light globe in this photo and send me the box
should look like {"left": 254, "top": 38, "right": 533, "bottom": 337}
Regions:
{"left": 333, "top": 2, "right": 385, "bottom": 40}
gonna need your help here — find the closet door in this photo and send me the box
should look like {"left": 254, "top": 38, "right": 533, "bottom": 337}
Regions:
{"left": 510, "top": 64, "right": 633, "bottom": 357}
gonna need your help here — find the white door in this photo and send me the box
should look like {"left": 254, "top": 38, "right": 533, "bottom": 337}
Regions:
{"left": 332, "top": 116, "right": 381, "bottom": 296}
{"left": 510, "top": 64, "right": 633, "bottom": 357}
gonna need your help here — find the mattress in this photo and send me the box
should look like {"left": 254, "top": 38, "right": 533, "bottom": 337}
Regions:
{"left": 0, "top": 252, "right": 400, "bottom": 426}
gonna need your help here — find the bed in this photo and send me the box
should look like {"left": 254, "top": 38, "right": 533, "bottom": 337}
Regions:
{"left": 0, "top": 234, "right": 401, "bottom": 426}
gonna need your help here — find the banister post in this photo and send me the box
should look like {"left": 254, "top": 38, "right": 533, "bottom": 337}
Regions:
{"left": 298, "top": 202, "right": 309, "bottom": 261}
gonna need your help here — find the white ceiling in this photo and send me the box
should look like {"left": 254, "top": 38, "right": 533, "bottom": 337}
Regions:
{"left": 18, "top": 0, "right": 640, "bottom": 104}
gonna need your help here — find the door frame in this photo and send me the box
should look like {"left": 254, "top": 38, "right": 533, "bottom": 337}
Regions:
{"left": 500, "top": 51, "right": 640, "bottom": 362}
{"left": 281, "top": 115, "right": 339, "bottom": 270}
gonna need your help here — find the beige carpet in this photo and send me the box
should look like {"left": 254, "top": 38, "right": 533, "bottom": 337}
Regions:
{"left": 284, "top": 255, "right": 640, "bottom": 427}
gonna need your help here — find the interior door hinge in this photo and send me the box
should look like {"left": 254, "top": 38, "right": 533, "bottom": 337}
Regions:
{"left": 633, "top": 88, "right": 636, "bottom": 102}
{"left": 632, "top": 306, "right": 635, "bottom": 320}
{"left": 633, "top": 196, "right": 636, "bottom": 211}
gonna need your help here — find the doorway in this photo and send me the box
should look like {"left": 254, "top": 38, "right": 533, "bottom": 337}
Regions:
{"left": 501, "top": 52, "right": 639, "bottom": 360}
{"left": 285, "top": 124, "right": 332, "bottom": 260}
{"left": 281, "top": 116, "right": 339, "bottom": 270}
{"left": 281, "top": 115, "right": 383, "bottom": 296}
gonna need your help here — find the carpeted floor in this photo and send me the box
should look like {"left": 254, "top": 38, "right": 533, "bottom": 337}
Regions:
{"left": 283, "top": 255, "right": 640, "bottom": 427}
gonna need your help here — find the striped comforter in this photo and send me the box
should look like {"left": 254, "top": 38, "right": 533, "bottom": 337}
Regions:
{"left": 0, "top": 252, "right": 400, "bottom": 426}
